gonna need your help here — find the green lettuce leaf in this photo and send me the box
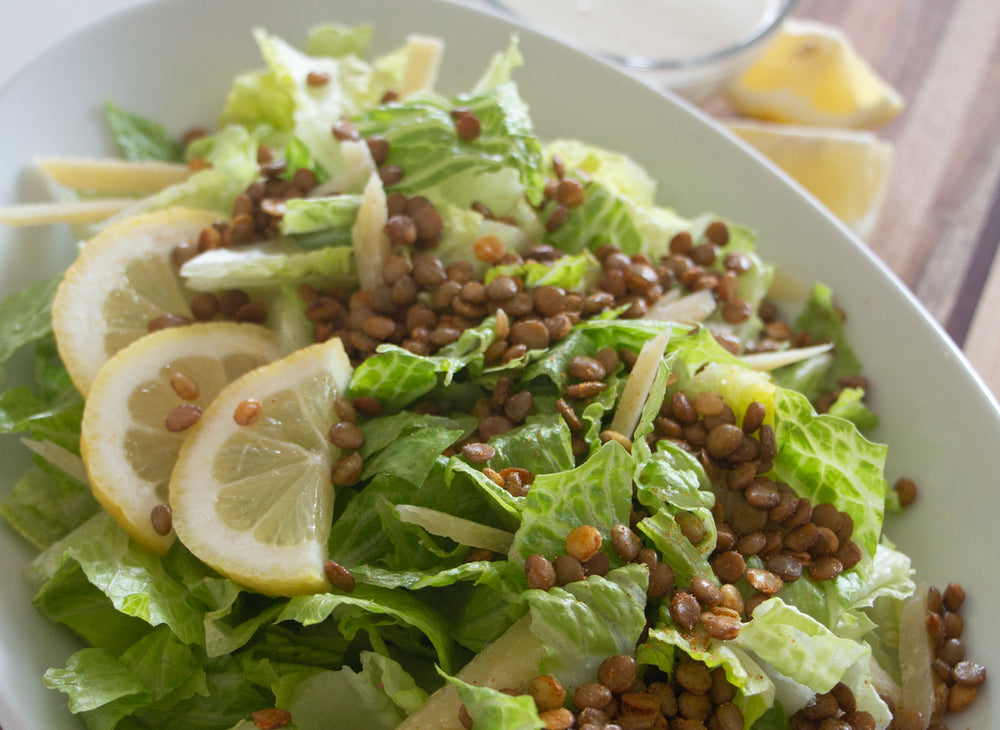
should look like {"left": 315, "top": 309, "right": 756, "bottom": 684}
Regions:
{"left": 636, "top": 441, "right": 716, "bottom": 514}
{"left": 826, "top": 386, "right": 878, "bottom": 431}
{"left": 348, "top": 316, "right": 503, "bottom": 410}
{"left": 1, "top": 457, "right": 98, "bottom": 550}
{"left": 485, "top": 413, "right": 575, "bottom": 477}
{"left": 734, "top": 598, "right": 891, "bottom": 727}
{"left": 220, "top": 27, "right": 390, "bottom": 135}
{"left": 510, "top": 441, "right": 633, "bottom": 563}
{"left": 0, "top": 385, "right": 83, "bottom": 452}
{"left": 541, "top": 179, "right": 643, "bottom": 254}
{"left": 639, "top": 611, "right": 775, "bottom": 727}
{"left": 278, "top": 583, "right": 454, "bottom": 672}
{"left": 636, "top": 508, "right": 715, "bottom": 588}
{"left": 0, "top": 273, "right": 60, "bottom": 366}
{"left": 483, "top": 251, "right": 597, "bottom": 290}
{"left": 359, "top": 411, "right": 474, "bottom": 486}
{"left": 771, "top": 388, "right": 888, "bottom": 557}
{"left": 43, "top": 647, "right": 152, "bottom": 718}
{"left": 444, "top": 459, "right": 522, "bottom": 525}
{"left": 525, "top": 565, "right": 648, "bottom": 689}
{"left": 776, "top": 544, "right": 914, "bottom": 645}
{"left": 353, "top": 82, "right": 545, "bottom": 208}
{"left": 273, "top": 651, "right": 427, "bottom": 730}
{"left": 471, "top": 35, "right": 525, "bottom": 94}
{"left": 180, "top": 240, "right": 355, "bottom": 292}
{"left": 543, "top": 138, "right": 658, "bottom": 207}
{"left": 103, "top": 100, "right": 184, "bottom": 162}
{"left": 793, "top": 283, "right": 863, "bottom": 392}
{"left": 445, "top": 673, "right": 543, "bottom": 730}
{"left": 129, "top": 656, "right": 272, "bottom": 730}
{"left": 33, "top": 560, "right": 153, "bottom": 655}
{"left": 32, "top": 513, "right": 218, "bottom": 646}
{"left": 305, "top": 23, "right": 375, "bottom": 58}
{"left": 123, "top": 124, "right": 261, "bottom": 217}
{"left": 279, "top": 194, "right": 362, "bottom": 243}
{"left": 44, "top": 627, "right": 211, "bottom": 730}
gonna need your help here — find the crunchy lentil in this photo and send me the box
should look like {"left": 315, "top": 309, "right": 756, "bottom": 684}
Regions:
{"left": 150, "top": 504, "right": 172, "bottom": 536}
{"left": 165, "top": 403, "right": 202, "bottom": 432}
{"left": 323, "top": 560, "right": 355, "bottom": 592}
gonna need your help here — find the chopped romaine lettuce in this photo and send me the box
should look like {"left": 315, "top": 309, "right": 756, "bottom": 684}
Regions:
{"left": 180, "top": 240, "right": 355, "bottom": 292}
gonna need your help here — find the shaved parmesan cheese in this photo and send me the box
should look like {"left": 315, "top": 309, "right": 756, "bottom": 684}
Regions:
{"left": 351, "top": 171, "right": 391, "bottom": 291}
{"left": 312, "top": 139, "right": 376, "bottom": 197}
{"left": 0, "top": 198, "right": 133, "bottom": 226}
{"left": 646, "top": 288, "right": 716, "bottom": 324}
{"left": 739, "top": 342, "right": 834, "bottom": 371}
{"left": 767, "top": 268, "right": 812, "bottom": 301}
{"left": 401, "top": 34, "right": 444, "bottom": 96}
{"left": 609, "top": 328, "right": 671, "bottom": 439}
{"left": 899, "top": 585, "right": 935, "bottom": 727}
{"left": 396, "top": 504, "right": 514, "bottom": 553}
{"left": 37, "top": 157, "right": 191, "bottom": 193}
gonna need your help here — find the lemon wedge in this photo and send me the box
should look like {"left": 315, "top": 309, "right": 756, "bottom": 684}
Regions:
{"left": 727, "top": 119, "right": 894, "bottom": 238}
{"left": 169, "top": 337, "right": 353, "bottom": 596}
{"left": 52, "top": 207, "right": 220, "bottom": 395}
{"left": 726, "top": 19, "right": 903, "bottom": 129}
{"left": 81, "top": 322, "right": 280, "bottom": 553}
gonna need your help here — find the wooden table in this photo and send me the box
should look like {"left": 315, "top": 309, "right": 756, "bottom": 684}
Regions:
{"left": 752, "top": 1, "right": 1000, "bottom": 399}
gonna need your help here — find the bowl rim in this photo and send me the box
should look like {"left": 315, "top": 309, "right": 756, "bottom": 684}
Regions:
{"left": 0, "top": 2, "right": 996, "bottom": 729}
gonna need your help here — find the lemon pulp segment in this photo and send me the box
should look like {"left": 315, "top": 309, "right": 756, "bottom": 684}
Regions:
{"left": 52, "top": 207, "right": 220, "bottom": 395}
{"left": 81, "top": 323, "right": 280, "bottom": 554}
{"left": 169, "top": 337, "right": 354, "bottom": 595}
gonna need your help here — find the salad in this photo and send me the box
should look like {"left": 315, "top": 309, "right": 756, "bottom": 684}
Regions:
{"left": 0, "top": 19, "right": 988, "bottom": 730}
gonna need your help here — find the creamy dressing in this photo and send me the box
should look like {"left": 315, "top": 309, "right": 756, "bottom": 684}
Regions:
{"left": 495, "top": 0, "right": 786, "bottom": 66}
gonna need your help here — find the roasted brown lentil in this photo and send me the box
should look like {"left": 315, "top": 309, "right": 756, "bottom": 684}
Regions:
{"left": 328, "top": 421, "right": 365, "bottom": 450}
{"left": 165, "top": 403, "right": 202, "bottom": 432}
{"left": 525, "top": 554, "right": 556, "bottom": 590}
{"left": 451, "top": 108, "right": 482, "bottom": 141}
{"left": 553, "top": 554, "right": 585, "bottom": 585}
{"left": 670, "top": 591, "right": 701, "bottom": 629}
{"left": 323, "top": 560, "right": 356, "bottom": 592}
{"left": 565, "top": 525, "right": 603, "bottom": 562}
{"left": 233, "top": 398, "right": 263, "bottom": 426}
{"left": 251, "top": 708, "right": 293, "bottom": 729}
{"left": 461, "top": 442, "right": 495, "bottom": 464}
{"left": 893, "top": 477, "right": 918, "bottom": 507}
{"left": 331, "top": 452, "right": 363, "bottom": 486}
{"left": 150, "top": 504, "right": 172, "bottom": 536}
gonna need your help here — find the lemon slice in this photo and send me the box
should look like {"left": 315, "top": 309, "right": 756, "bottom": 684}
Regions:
{"left": 80, "top": 322, "right": 280, "bottom": 554}
{"left": 726, "top": 19, "right": 903, "bottom": 129}
{"left": 52, "top": 207, "right": 220, "bottom": 395}
{"left": 169, "top": 337, "right": 353, "bottom": 595}
{"left": 727, "top": 119, "right": 893, "bottom": 238}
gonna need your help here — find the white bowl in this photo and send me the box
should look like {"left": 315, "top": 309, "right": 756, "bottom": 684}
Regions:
{"left": 0, "top": 0, "right": 995, "bottom": 728}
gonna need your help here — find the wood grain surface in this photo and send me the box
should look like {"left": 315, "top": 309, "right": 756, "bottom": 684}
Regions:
{"left": 784, "top": 0, "right": 1000, "bottom": 399}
